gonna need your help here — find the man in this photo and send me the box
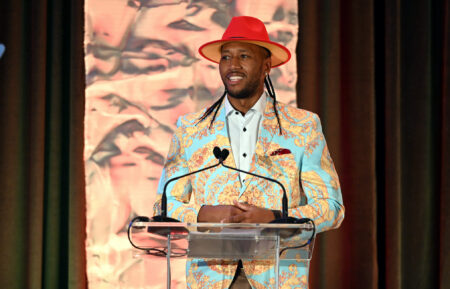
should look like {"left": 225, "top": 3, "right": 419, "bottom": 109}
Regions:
{"left": 154, "top": 16, "right": 344, "bottom": 289}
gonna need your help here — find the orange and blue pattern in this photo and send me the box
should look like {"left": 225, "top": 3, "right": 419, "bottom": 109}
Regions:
{"left": 154, "top": 98, "right": 344, "bottom": 288}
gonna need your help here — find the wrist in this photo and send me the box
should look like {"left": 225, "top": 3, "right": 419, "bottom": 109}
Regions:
{"left": 197, "top": 205, "right": 207, "bottom": 222}
{"left": 197, "top": 205, "right": 214, "bottom": 222}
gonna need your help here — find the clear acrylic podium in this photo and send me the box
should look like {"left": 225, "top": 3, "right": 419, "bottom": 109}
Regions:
{"left": 129, "top": 222, "right": 315, "bottom": 288}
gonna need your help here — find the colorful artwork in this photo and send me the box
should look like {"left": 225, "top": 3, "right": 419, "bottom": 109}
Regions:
{"left": 84, "top": 0, "right": 298, "bottom": 287}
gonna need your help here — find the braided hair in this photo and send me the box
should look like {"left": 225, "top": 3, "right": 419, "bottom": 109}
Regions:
{"left": 196, "top": 74, "right": 283, "bottom": 135}
{"left": 264, "top": 74, "right": 283, "bottom": 135}
{"left": 196, "top": 90, "right": 227, "bottom": 128}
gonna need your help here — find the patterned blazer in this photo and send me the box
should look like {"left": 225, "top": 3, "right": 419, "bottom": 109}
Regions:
{"left": 154, "top": 97, "right": 345, "bottom": 289}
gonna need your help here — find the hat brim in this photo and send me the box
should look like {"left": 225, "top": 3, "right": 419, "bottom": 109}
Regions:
{"left": 199, "top": 39, "right": 291, "bottom": 68}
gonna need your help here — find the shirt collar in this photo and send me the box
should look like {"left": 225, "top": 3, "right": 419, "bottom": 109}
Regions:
{"left": 224, "top": 92, "right": 267, "bottom": 116}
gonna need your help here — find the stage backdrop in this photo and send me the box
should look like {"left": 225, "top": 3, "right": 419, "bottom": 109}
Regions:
{"left": 84, "top": 1, "right": 298, "bottom": 288}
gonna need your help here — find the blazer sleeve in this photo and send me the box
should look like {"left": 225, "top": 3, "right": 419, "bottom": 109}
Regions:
{"left": 288, "top": 113, "right": 345, "bottom": 233}
{"left": 153, "top": 117, "right": 202, "bottom": 223}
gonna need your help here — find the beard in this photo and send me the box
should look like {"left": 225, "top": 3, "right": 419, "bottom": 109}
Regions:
{"left": 225, "top": 77, "right": 262, "bottom": 99}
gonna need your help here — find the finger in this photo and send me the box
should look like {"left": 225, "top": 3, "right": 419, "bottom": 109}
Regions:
{"left": 233, "top": 200, "right": 252, "bottom": 211}
{"left": 227, "top": 213, "right": 246, "bottom": 223}
{"left": 221, "top": 215, "right": 233, "bottom": 223}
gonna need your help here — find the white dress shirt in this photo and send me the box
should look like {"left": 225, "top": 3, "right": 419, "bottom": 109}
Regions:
{"left": 224, "top": 93, "right": 267, "bottom": 184}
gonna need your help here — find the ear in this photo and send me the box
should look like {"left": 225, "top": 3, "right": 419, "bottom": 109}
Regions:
{"left": 264, "top": 58, "right": 272, "bottom": 75}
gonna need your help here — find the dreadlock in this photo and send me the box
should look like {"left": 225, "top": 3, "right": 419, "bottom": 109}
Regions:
{"left": 196, "top": 90, "right": 227, "bottom": 128}
{"left": 196, "top": 77, "right": 283, "bottom": 136}
{"left": 264, "top": 74, "right": 283, "bottom": 135}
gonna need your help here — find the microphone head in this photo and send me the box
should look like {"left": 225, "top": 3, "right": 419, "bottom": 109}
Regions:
{"left": 221, "top": 149, "right": 230, "bottom": 161}
{"left": 213, "top": 146, "right": 221, "bottom": 160}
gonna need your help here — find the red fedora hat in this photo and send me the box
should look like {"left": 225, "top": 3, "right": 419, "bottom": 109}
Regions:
{"left": 199, "top": 16, "right": 291, "bottom": 68}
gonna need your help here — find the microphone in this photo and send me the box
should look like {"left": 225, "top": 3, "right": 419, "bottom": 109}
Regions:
{"left": 216, "top": 147, "right": 308, "bottom": 224}
{"left": 152, "top": 148, "right": 223, "bottom": 223}
{"left": 220, "top": 148, "right": 229, "bottom": 161}
{"left": 213, "top": 146, "right": 222, "bottom": 161}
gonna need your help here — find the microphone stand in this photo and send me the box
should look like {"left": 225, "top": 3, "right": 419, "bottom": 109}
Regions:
{"left": 216, "top": 148, "right": 315, "bottom": 288}
{"left": 153, "top": 156, "right": 222, "bottom": 222}
{"left": 144, "top": 148, "right": 223, "bottom": 289}
{"left": 216, "top": 148, "right": 308, "bottom": 224}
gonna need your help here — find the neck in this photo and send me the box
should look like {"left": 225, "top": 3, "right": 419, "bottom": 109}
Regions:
{"left": 227, "top": 89, "right": 264, "bottom": 115}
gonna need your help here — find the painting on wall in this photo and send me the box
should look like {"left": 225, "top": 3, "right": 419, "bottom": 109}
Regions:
{"left": 84, "top": 1, "right": 298, "bottom": 287}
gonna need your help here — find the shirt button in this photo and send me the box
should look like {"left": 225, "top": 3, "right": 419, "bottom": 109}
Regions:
{"left": 243, "top": 127, "right": 247, "bottom": 132}
{"left": 243, "top": 153, "right": 247, "bottom": 157}
{"left": 235, "top": 111, "right": 239, "bottom": 115}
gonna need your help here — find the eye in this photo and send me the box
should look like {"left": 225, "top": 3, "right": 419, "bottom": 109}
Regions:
{"left": 220, "top": 55, "right": 230, "bottom": 61}
{"left": 240, "top": 54, "right": 249, "bottom": 59}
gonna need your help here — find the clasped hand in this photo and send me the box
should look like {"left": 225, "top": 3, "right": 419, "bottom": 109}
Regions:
{"left": 197, "top": 200, "right": 275, "bottom": 223}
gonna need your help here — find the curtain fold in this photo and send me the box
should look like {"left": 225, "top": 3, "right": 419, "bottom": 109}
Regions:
{"left": 441, "top": 3, "right": 450, "bottom": 287}
{"left": 379, "top": 0, "right": 447, "bottom": 288}
{"left": 298, "top": 1, "right": 377, "bottom": 288}
{"left": 298, "top": 0, "right": 448, "bottom": 289}
{"left": 0, "top": 1, "right": 86, "bottom": 289}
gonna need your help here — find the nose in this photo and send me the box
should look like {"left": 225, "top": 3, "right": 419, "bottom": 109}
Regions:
{"left": 230, "top": 56, "right": 242, "bottom": 69}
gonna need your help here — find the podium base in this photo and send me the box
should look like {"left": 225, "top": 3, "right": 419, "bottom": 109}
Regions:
{"left": 270, "top": 217, "right": 310, "bottom": 224}
{"left": 151, "top": 215, "right": 180, "bottom": 222}
{"left": 148, "top": 216, "right": 189, "bottom": 236}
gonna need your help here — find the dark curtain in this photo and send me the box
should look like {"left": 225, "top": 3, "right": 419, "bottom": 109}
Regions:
{"left": 0, "top": 1, "right": 86, "bottom": 289}
{"left": 297, "top": 0, "right": 449, "bottom": 289}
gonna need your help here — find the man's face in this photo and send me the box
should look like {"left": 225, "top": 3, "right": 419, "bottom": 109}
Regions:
{"left": 219, "top": 42, "right": 271, "bottom": 99}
